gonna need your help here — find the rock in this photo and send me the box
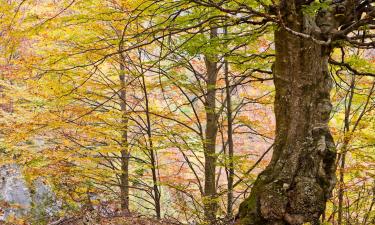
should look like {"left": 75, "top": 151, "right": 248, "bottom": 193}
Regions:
{"left": 0, "top": 164, "right": 60, "bottom": 222}
{"left": 31, "top": 178, "right": 61, "bottom": 220}
{"left": 0, "top": 164, "right": 31, "bottom": 220}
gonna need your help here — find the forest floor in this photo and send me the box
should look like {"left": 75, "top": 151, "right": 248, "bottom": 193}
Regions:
{"left": 98, "top": 216, "right": 175, "bottom": 225}
{"left": 46, "top": 214, "right": 176, "bottom": 225}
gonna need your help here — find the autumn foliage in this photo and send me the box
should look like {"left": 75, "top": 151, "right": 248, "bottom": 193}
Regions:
{"left": 0, "top": 0, "right": 373, "bottom": 225}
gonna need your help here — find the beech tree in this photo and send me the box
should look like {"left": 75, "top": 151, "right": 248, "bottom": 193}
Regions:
{"left": 234, "top": 0, "right": 375, "bottom": 224}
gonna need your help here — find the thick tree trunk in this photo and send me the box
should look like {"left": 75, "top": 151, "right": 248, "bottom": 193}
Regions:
{"left": 236, "top": 2, "right": 337, "bottom": 225}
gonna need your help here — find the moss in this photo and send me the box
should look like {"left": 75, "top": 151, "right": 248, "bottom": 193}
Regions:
{"left": 237, "top": 182, "right": 264, "bottom": 225}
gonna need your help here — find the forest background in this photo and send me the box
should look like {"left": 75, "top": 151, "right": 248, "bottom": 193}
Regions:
{"left": 0, "top": 0, "right": 374, "bottom": 225}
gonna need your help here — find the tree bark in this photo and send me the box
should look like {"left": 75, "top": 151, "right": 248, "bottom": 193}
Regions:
{"left": 203, "top": 27, "right": 219, "bottom": 223}
{"left": 141, "top": 72, "right": 161, "bottom": 219}
{"left": 224, "top": 41, "right": 235, "bottom": 219}
{"left": 337, "top": 75, "right": 354, "bottom": 225}
{"left": 236, "top": 2, "right": 337, "bottom": 224}
{"left": 119, "top": 49, "right": 130, "bottom": 213}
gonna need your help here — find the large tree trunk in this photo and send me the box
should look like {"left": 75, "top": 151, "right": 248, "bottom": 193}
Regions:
{"left": 236, "top": 2, "right": 337, "bottom": 224}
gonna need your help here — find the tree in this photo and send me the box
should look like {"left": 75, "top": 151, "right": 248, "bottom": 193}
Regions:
{"left": 236, "top": 0, "right": 375, "bottom": 224}
{"left": 202, "top": 26, "right": 220, "bottom": 222}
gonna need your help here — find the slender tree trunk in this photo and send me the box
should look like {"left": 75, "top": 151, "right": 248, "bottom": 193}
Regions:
{"left": 338, "top": 76, "right": 355, "bottom": 225}
{"left": 141, "top": 73, "right": 161, "bottom": 219}
{"left": 337, "top": 152, "right": 346, "bottom": 225}
{"left": 236, "top": 2, "right": 338, "bottom": 224}
{"left": 224, "top": 44, "right": 234, "bottom": 219}
{"left": 362, "top": 181, "right": 375, "bottom": 225}
{"left": 203, "top": 27, "right": 219, "bottom": 223}
{"left": 119, "top": 49, "right": 130, "bottom": 213}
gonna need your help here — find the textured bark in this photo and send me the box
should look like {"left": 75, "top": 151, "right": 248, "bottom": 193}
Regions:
{"left": 236, "top": 1, "right": 342, "bottom": 224}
